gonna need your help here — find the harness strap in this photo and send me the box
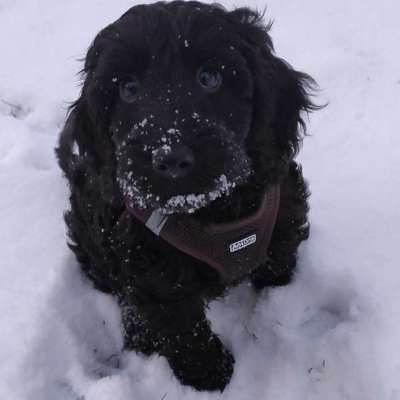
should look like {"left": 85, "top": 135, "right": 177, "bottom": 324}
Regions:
{"left": 127, "top": 186, "right": 280, "bottom": 284}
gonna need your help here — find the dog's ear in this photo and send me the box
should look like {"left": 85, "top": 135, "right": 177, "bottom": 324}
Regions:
{"left": 269, "top": 57, "right": 318, "bottom": 159}
{"left": 80, "top": 24, "right": 118, "bottom": 130}
{"left": 228, "top": 8, "right": 319, "bottom": 162}
{"left": 57, "top": 25, "right": 117, "bottom": 175}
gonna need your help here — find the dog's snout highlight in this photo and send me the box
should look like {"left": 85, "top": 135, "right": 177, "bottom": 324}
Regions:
{"left": 152, "top": 144, "right": 195, "bottom": 179}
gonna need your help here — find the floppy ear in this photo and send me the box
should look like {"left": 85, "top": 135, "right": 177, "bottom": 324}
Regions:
{"left": 269, "top": 56, "right": 318, "bottom": 160}
{"left": 228, "top": 8, "right": 319, "bottom": 177}
{"left": 57, "top": 25, "right": 117, "bottom": 177}
{"left": 80, "top": 24, "right": 119, "bottom": 135}
{"left": 56, "top": 98, "right": 110, "bottom": 179}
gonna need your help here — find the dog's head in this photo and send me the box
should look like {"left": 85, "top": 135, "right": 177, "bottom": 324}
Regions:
{"left": 62, "top": 1, "right": 316, "bottom": 214}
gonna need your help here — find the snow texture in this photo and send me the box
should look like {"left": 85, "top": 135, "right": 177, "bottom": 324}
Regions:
{"left": 1, "top": 1, "right": 400, "bottom": 399}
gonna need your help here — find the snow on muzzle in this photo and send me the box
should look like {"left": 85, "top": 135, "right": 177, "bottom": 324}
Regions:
{"left": 115, "top": 123, "right": 252, "bottom": 214}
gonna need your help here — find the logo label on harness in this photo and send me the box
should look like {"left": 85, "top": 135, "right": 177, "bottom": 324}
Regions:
{"left": 229, "top": 234, "right": 257, "bottom": 253}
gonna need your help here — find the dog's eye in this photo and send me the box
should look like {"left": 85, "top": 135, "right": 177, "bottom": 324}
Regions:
{"left": 197, "top": 67, "right": 222, "bottom": 92}
{"left": 120, "top": 77, "right": 140, "bottom": 103}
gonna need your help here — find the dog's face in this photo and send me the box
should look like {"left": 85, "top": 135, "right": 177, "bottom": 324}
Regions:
{"left": 102, "top": 4, "right": 255, "bottom": 214}
{"left": 108, "top": 6, "right": 255, "bottom": 214}
{"left": 73, "top": 2, "right": 315, "bottom": 214}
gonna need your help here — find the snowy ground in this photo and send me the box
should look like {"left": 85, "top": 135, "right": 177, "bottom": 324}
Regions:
{"left": 1, "top": 1, "right": 400, "bottom": 399}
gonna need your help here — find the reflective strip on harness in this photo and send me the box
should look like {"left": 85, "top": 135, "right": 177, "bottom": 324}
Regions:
{"left": 145, "top": 210, "right": 169, "bottom": 235}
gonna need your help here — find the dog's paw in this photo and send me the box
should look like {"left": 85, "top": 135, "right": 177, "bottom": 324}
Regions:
{"left": 251, "top": 258, "right": 295, "bottom": 290}
{"left": 167, "top": 334, "right": 234, "bottom": 392}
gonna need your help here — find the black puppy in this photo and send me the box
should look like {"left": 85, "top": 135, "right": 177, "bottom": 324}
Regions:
{"left": 57, "top": 1, "right": 317, "bottom": 391}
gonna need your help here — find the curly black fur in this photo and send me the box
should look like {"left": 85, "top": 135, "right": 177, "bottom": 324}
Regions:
{"left": 57, "top": 1, "right": 318, "bottom": 391}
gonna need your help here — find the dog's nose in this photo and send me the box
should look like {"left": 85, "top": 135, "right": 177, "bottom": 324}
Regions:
{"left": 152, "top": 144, "right": 195, "bottom": 178}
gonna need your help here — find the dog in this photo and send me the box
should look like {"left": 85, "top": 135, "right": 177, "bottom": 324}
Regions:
{"left": 57, "top": 1, "right": 318, "bottom": 391}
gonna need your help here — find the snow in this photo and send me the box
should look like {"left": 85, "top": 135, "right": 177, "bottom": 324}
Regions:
{"left": 160, "top": 174, "right": 238, "bottom": 214}
{"left": 1, "top": 0, "right": 400, "bottom": 399}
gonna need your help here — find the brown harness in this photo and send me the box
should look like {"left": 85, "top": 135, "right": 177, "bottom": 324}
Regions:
{"left": 126, "top": 186, "right": 280, "bottom": 284}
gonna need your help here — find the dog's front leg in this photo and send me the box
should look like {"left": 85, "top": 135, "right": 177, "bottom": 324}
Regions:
{"left": 124, "top": 299, "right": 234, "bottom": 391}
{"left": 160, "top": 310, "right": 234, "bottom": 392}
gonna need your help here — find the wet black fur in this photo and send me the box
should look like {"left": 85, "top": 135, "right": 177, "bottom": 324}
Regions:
{"left": 57, "top": 1, "right": 318, "bottom": 392}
